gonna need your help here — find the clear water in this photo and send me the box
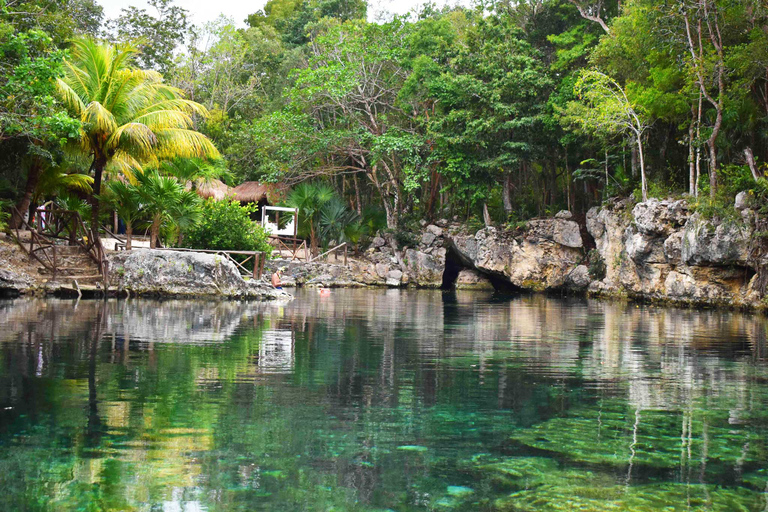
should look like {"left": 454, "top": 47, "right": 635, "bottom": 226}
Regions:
{"left": 2, "top": 289, "right": 768, "bottom": 511}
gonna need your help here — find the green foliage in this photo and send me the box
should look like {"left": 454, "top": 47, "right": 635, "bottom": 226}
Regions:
{"left": 0, "top": 198, "right": 11, "bottom": 231}
{"left": 181, "top": 199, "right": 272, "bottom": 256}
{"left": 105, "top": 0, "right": 190, "bottom": 74}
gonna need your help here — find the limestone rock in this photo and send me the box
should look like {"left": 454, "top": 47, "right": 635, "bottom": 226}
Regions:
{"left": 735, "top": 191, "right": 751, "bottom": 211}
{"left": 109, "top": 249, "right": 288, "bottom": 299}
{"left": 455, "top": 269, "right": 494, "bottom": 290}
{"left": 566, "top": 265, "right": 592, "bottom": 290}
{"left": 451, "top": 226, "right": 582, "bottom": 291}
{"left": 526, "top": 218, "right": 583, "bottom": 249}
{"left": 632, "top": 198, "right": 688, "bottom": 236}
{"left": 663, "top": 232, "right": 683, "bottom": 263}
{"left": 375, "top": 263, "right": 390, "bottom": 278}
{"left": 555, "top": 210, "right": 573, "bottom": 220}
{"left": 664, "top": 270, "right": 697, "bottom": 299}
{"left": 624, "top": 229, "right": 666, "bottom": 264}
{"left": 426, "top": 224, "right": 444, "bottom": 237}
{"left": 421, "top": 232, "right": 437, "bottom": 246}
{"left": 403, "top": 249, "right": 445, "bottom": 288}
{"left": 681, "top": 214, "right": 751, "bottom": 266}
{"left": 372, "top": 236, "right": 386, "bottom": 248}
{"left": 0, "top": 268, "right": 31, "bottom": 294}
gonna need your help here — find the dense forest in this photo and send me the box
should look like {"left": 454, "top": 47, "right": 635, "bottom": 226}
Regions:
{"left": 0, "top": 0, "right": 766, "bottom": 248}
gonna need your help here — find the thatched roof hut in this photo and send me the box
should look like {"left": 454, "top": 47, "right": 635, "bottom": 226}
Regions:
{"left": 196, "top": 179, "right": 233, "bottom": 201}
{"left": 232, "top": 182, "right": 288, "bottom": 204}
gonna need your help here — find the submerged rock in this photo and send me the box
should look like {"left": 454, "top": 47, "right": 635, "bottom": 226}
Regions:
{"left": 108, "top": 249, "right": 289, "bottom": 299}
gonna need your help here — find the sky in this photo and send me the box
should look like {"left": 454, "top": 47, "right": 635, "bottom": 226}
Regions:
{"left": 96, "top": 0, "right": 460, "bottom": 27}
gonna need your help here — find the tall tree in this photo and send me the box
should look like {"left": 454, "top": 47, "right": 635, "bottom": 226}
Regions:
{"left": 55, "top": 38, "right": 218, "bottom": 244}
{"left": 567, "top": 69, "right": 650, "bottom": 200}
{"left": 106, "top": 0, "right": 189, "bottom": 75}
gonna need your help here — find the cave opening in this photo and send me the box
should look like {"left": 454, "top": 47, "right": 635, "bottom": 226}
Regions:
{"left": 440, "top": 244, "right": 521, "bottom": 293}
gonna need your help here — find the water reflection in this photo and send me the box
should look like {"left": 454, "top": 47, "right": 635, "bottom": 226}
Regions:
{"left": 0, "top": 291, "right": 767, "bottom": 511}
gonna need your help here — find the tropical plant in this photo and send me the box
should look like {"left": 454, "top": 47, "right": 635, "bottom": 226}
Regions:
{"left": 567, "top": 69, "right": 650, "bottom": 200}
{"left": 0, "top": 199, "right": 11, "bottom": 232}
{"left": 160, "top": 157, "right": 233, "bottom": 188}
{"left": 285, "top": 182, "right": 335, "bottom": 255}
{"left": 133, "top": 170, "right": 199, "bottom": 247}
{"left": 34, "top": 166, "right": 93, "bottom": 206}
{"left": 104, "top": 180, "right": 144, "bottom": 249}
{"left": 318, "top": 197, "right": 358, "bottom": 248}
{"left": 181, "top": 199, "right": 272, "bottom": 257}
{"left": 55, "top": 37, "right": 218, "bottom": 244}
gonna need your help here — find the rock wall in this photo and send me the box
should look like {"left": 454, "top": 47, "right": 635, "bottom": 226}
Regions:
{"left": 260, "top": 198, "right": 766, "bottom": 309}
{"left": 108, "top": 249, "right": 290, "bottom": 300}
{"left": 586, "top": 198, "right": 761, "bottom": 308}
{"left": 449, "top": 214, "right": 585, "bottom": 291}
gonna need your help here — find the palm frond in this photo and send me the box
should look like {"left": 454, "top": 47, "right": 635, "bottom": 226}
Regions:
{"left": 154, "top": 129, "right": 220, "bottom": 160}
{"left": 55, "top": 78, "right": 86, "bottom": 116}
{"left": 107, "top": 122, "right": 157, "bottom": 156}
{"left": 82, "top": 101, "right": 118, "bottom": 134}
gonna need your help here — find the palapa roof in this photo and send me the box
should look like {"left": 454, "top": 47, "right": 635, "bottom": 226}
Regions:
{"left": 232, "top": 181, "right": 288, "bottom": 204}
{"left": 195, "top": 179, "right": 233, "bottom": 201}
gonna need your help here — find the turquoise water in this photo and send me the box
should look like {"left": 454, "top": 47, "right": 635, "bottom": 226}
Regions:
{"left": 1, "top": 289, "right": 768, "bottom": 511}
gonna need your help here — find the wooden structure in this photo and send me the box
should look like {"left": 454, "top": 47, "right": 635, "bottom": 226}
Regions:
{"left": 9, "top": 205, "right": 108, "bottom": 288}
{"left": 310, "top": 242, "right": 348, "bottom": 265}
{"left": 260, "top": 206, "right": 307, "bottom": 261}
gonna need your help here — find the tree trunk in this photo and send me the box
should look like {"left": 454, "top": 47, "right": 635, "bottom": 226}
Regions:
{"left": 90, "top": 157, "right": 107, "bottom": 245}
{"left": 126, "top": 223, "right": 133, "bottom": 251}
{"left": 353, "top": 173, "right": 362, "bottom": 216}
{"left": 483, "top": 203, "right": 492, "bottom": 227}
{"left": 630, "top": 141, "right": 638, "bottom": 178}
{"left": 149, "top": 214, "right": 161, "bottom": 249}
{"left": 637, "top": 135, "right": 647, "bottom": 201}
{"left": 10, "top": 159, "right": 43, "bottom": 229}
{"left": 745, "top": 147, "right": 761, "bottom": 182}
{"left": 502, "top": 172, "right": 513, "bottom": 215}
{"left": 688, "top": 105, "right": 696, "bottom": 196}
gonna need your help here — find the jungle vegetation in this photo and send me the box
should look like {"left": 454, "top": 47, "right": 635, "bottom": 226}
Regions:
{"left": 0, "top": 0, "right": 766, "bottom": 248}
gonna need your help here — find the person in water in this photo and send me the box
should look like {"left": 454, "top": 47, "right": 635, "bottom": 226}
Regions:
{"left": 271, "top": 269, "right": 283, "bottom": 289}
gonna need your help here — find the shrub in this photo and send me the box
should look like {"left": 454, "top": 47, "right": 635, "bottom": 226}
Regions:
{"left": 182, "top": 200, "right": 272, "bottom": 258}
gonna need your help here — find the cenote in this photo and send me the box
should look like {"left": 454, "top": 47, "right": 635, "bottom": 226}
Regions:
{"left": 2, "top": 289, "right": 768, "bottom": 511}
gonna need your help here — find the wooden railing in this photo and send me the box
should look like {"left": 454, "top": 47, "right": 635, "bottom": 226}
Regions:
{"left": 310, "top": 242, "right": 348, "bottom": 265}
{"left": 10, "top": 206, "right": 108, "bottom": 287}
{"left": 270, "top": 236, "right": 309, "bottom": 262}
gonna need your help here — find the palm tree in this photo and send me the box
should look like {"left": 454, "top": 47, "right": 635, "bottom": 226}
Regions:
{"left": 160, "top": 157, "right": 233, "bottom": 190}
{"left": 55, "top": 38, "right": 218, "bottom": 245}
{"left": 134, "top": 170, "right": 200, "bottom": 248}
{"left": 286, "top": 182, "right": 335, "bottom": 256}
{"left": 104, "top": 180, "right": 144, "bottom": 250}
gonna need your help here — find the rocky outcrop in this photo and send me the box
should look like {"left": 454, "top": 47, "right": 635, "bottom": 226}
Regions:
{"left": 259, "top": 197, "right": 766, "bottom": 309}
{"left": 108, "top": 249, "right": 290, "bottom": 300}
{"left": 455, "top": 269, "right": 494, "bottom": 290}
{"left": 450, "top": 218, "right": 583, "bottom": 291}
{"left": 586, "top": 198, "right": 761, "bottom": 308}
{"left": 0, "top": 268, "right": 31, "bottom": 295}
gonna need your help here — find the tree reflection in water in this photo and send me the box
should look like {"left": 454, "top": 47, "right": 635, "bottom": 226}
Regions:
{"left": 0, "top": 291, "right": 767, "bottom": 511}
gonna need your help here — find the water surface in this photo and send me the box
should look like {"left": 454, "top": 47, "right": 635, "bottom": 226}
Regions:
{"left": 1, "top": 289, "right": 768, "bottom": 511}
